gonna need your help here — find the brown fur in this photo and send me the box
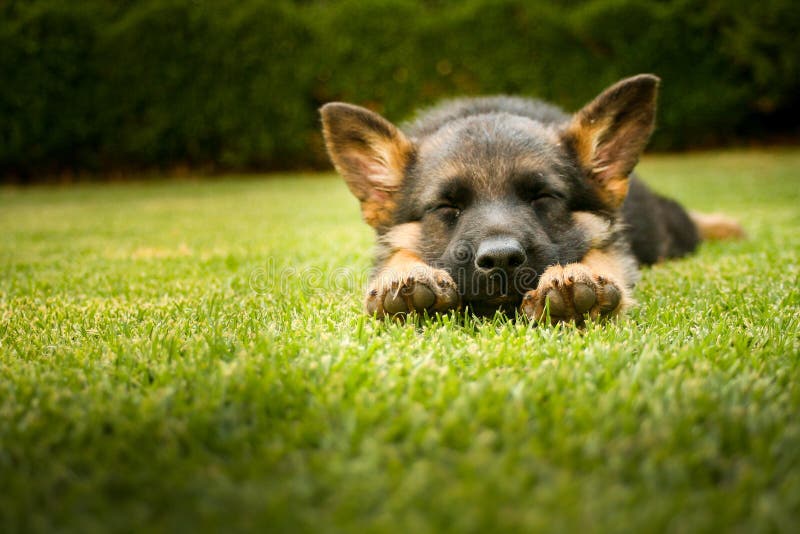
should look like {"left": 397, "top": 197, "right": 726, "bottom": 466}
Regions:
{"left": 563, "top": 75, "right": 659, "bottom": 208}
{"left": 321, "top": 103, "right": 414, "bottom": 231}
{"left": 364, "top": 222, "right": 460, "bottom": 317}
{"left": 571, "top": 211, "right": 614, "bottom": 249}
{"left": 689, "top": 212, "right": 746, "bottom": 241}
{"left": 321, "top": 75, "right": 741, "bottom": 324}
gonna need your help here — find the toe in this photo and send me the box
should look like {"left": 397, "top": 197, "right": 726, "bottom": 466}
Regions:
{"left": 545, "top": 288, "right": 566, "bottom": 317}
{"left": 383, "top": 289, "right": 408, "bottom": 315}
{"left": 366, "top": 297, "right": 380, "bottom": 315}
{"left": 520, "top": 291, "right": 538, "bottom": 318}
{"left": 599, "top": 282, "right": 621, "bottom": 313}
{"left": 411, "top": 284, "right": 435, "bottom": 310}
{"left": 437, "top": 285, "right": 460, "bottom": 311}
{"left": 365, "top": 288, "right": 383, "bottom": 316}
{"left": 432, "top": 273, "right": 460, "bottom": 312}
{"left": 573, "top": 282, "right": 597, "bottom": 314}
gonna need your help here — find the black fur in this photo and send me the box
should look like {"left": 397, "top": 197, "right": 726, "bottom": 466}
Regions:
{"left": 622, "top": 177, "right": 700, "bottom": 264}
{"left": 390, "top": 95, "right": 697, "bottom": 313}
{"left": 321, "top": 76, "right": 707, "bottom": 319}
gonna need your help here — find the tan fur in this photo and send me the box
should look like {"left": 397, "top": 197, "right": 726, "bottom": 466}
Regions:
{"left": 365, "top": 222, "right": 459, "bottom": 317}
{"left": 563, "top": 75, "right": 659, "bottom": 209}
{"left": 321, "top": 104, "right": 414, "bottom": 231}
{"left": 690, "top": 212, "right": 745, "bottom": 241}
{"left": 565, "top": 115, "right": 611, "bottom": 172}
{"left": 383, "top": 221, "right": 422, "bottom": 251}
{"left": 571, "top": 211, "right": 613, "bottom": 248}
{"left": 359, "top": 130, "right": 414, "bottom": 229}
{"left": 580, "top": 248, "right": 637, "bottom": 309}
{"left": 521, "top": 246, "right": 636, "bottom": 324}
{"left": 366, "top": 249, "right": 459, "bottom": 317}
{"left": 368, "top": 248, "right": 430, "bottom": 307}
{"left": 381, "top": 249, "right": 426, "bottom": 273}
{"left": 323, "top": 76, "right": 669, "bottom": 323}
{"left": 368, "top": 250, "right": 430, "bottom": 301}
{"left": 600, "top": 175, "right": 630, "bottom": 208}
{"left": 565, "top": 116, "right": 637, "bottom": 209}
{"left": 375, "top": 222, "right": 422, "bottom": 267}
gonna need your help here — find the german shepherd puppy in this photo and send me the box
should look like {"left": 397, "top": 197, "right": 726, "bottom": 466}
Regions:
{"left": 321, "top": 75, "right": 742, "bottom": 324}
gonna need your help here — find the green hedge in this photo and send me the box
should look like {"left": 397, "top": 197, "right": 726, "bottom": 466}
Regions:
{"left": 1, "top": 0, "right": 798, "bottom": 181}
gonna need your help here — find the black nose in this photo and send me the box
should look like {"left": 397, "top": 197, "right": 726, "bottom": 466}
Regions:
{"left": 475, "top": 237, "right": 526, "bottom": 271}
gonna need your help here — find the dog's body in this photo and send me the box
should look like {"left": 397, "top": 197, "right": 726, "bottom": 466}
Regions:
{"left": 321, "top": 75, "right": 742, "bottom": 323}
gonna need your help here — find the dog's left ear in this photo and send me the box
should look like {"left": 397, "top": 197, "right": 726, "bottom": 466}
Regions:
{"left": 321, "top": 103, "right": 414, "bottom": 232}
{"left": 562, "top": 74, "right": 660, "bottom": 209}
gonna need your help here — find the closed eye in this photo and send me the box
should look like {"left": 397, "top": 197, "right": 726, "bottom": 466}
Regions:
{"left": 513, "top": 172, "right": 563, "bottom": 204}
{"left": 531, "top": 191, "right": 563, "bottom": 204}
{"left": 429, "top": 203, "right": 462, "bottom": 221}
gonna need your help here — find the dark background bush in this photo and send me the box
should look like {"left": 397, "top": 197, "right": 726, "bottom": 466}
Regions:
{"left": 1, "top": 0, "right": 798, "bottom": 182}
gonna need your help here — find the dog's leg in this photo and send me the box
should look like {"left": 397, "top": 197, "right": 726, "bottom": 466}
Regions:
{"left": 365, "top": 223, "right": 460, "bottom": 318}
{"left": 521, "top": 245, "right": 637, "bottom": 325}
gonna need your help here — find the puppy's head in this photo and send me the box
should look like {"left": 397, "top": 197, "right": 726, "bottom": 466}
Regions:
{"left": 322, "top": 75, "right": 659, "bottom": 315}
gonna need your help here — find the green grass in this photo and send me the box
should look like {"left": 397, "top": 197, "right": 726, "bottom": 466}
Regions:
{"left": 2, "top": 148, "right": 799, "bottom": 533}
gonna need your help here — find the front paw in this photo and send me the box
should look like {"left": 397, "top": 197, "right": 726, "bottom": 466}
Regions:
{"left": 365, "top": 265, "right": 460, "bottom": 318}
{"left": 520, "top": 263, "right": 624, "bottom": 325}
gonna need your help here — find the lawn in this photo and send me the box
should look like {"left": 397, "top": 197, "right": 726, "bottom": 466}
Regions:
{"left": 1, "top": 149, "right": 799, "bottom": 533}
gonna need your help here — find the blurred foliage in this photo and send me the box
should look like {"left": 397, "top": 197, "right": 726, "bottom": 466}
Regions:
{"left": 0, "top": 0, "right": 798, "bottom": 181}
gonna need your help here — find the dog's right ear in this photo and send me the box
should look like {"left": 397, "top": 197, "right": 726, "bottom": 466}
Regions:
{"left": 321, "top": 103, "right": 414, "bottom": 231}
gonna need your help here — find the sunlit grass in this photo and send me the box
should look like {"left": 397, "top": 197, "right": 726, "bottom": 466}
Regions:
{"left": 1, "top": 148, "right": 799, "bottom": 532}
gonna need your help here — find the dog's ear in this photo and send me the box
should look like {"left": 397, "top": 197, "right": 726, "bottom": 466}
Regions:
{"left": 562, "top": 74, "right": 660, "bottom": 209}
{"left": 321, "top": 103, "right": 414, "bottom": 231}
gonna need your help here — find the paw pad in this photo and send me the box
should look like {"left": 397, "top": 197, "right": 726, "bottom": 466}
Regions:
{"left": 521, "top": 264, "right": 624, "bottom": 325}
{"left": 366, "top": 267, "right": 460, "bottom": 318}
